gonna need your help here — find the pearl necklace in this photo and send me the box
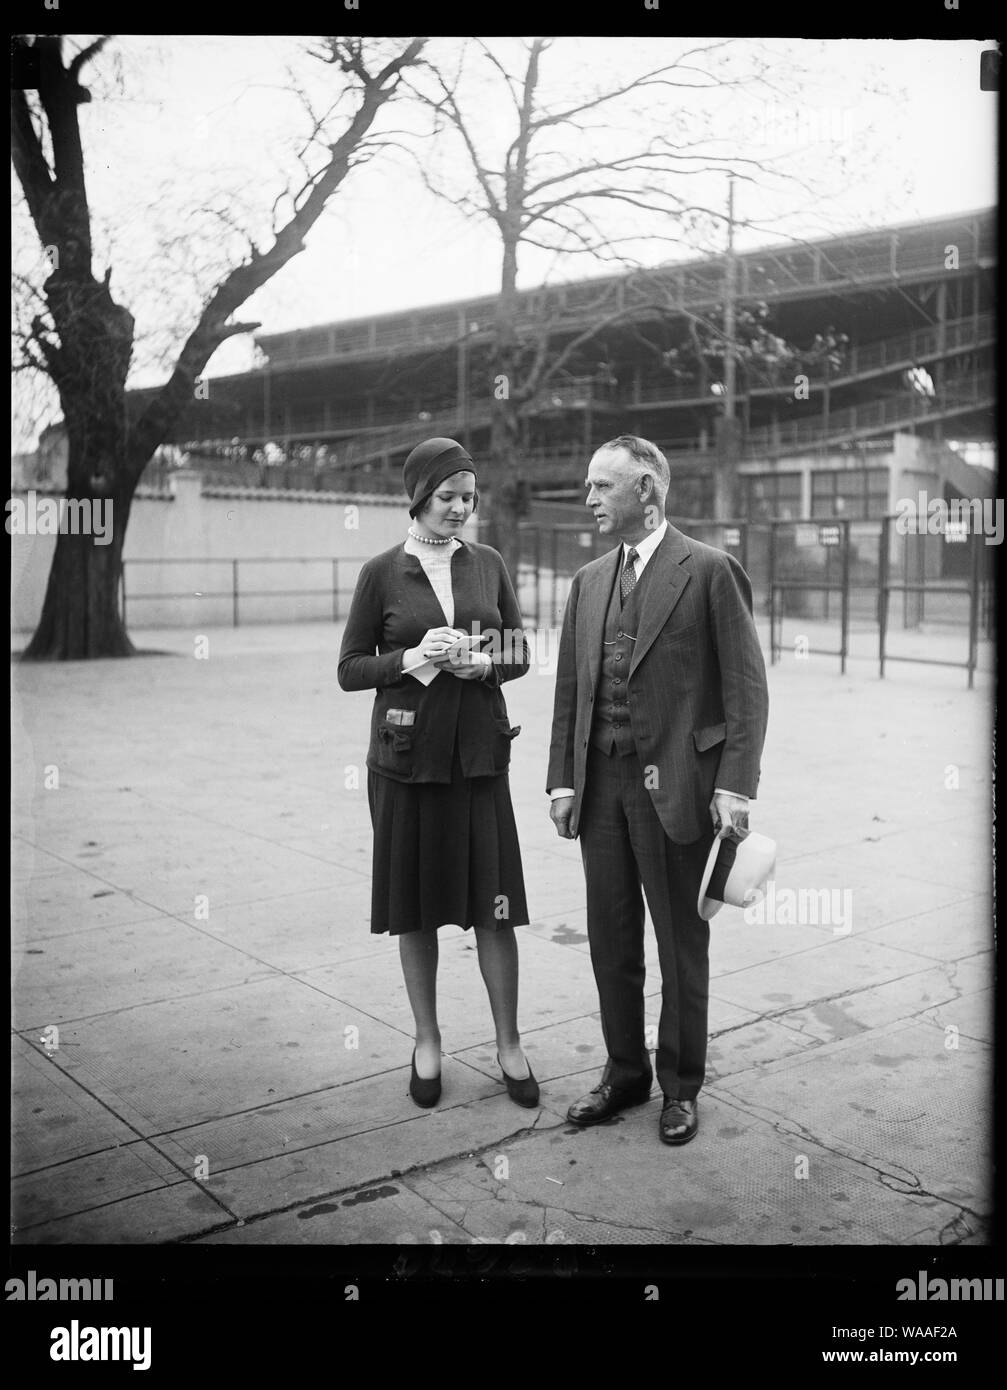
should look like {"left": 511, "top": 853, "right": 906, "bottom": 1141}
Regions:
{"left": 408, "top": 526, "right": 455, "bottom": 546}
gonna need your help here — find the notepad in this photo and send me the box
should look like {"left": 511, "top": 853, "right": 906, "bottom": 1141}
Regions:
{"left": 402, "top": 633, "right": 487, "bottom": 685}
{"left": 402, "top": 658, "right": 439, "bottom": 686}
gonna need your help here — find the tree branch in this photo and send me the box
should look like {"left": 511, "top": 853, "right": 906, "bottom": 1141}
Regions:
{"left": 127, "top": 37, "right": 427, "bottom": 478}
{"left": 67, "top": 35, "right": 113, "bottom": 83}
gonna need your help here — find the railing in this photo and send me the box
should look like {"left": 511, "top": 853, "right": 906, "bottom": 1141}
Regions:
{"left": 768, "top": 518, "right": 852, "bottom": 673}
{"left": 119, "top": 556, "right": 363, "bottom": 628}
{"left": 877, "top": 515, "right": 984, "bottom": 689}
{"left": 194, "top": 317, "right": 992, "bottom": 469}
{"left": 514, "top": 514, "right": 994, "bottom": 685}
{"left": 632, "top": 313, "right": 995, "bottom": 407}
{"left": 260, "top": 211, "right": 994, "bottom": 367}
{"left": 743, "top": 368, "right": 994, "bottom": 458}
{"left": 750, "top": 312, "right": 994, "bottom": 392}
{"left": 116, "top": 517, "right": 994, "bottom": 686}
{"left": 152, "top": 441, "right": 721, "bottom": 495}
{"left": 244, "top": 378, "right": 620, "bottom": 461}
{"left": 169, "top": 346, "right": 991, "bottom": 494}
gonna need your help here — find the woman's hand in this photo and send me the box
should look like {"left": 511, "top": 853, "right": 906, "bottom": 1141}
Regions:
{"left": 403, "top": 627, "right": 466, "bottom": 668}
{"left": 442, "top": 652, "right": 491, "bottom": 681}
{"left": 434, "top": 637, "right": 492, "bottom": 680}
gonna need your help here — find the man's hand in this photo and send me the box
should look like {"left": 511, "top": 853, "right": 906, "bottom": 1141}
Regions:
{"left": 550, "top": 795, "right": 576, "bottom": 839}
{"left": 710, "top": 791, "right": 750, "bottom": 838}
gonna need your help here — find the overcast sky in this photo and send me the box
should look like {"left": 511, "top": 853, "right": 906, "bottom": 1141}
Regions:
{"left": 11, "top": 35, "right": 997, "bottom": 443}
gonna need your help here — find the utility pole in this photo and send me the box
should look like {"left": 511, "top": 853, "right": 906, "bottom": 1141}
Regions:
{"left": 724, "top": 175, "right": 737, "bottom": 426}
{"left": 457, "top": 309, "right": 470, "bottom": 451}
{"left": 715, "top": 174, "right": 741, "bottom": 520}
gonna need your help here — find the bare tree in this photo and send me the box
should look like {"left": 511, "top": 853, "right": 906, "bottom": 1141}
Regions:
{"left": 11, "top": 34, "right": 426, "bottom": 658}
{"left": 407, "top": 37, "right": 873, "bottom": 569}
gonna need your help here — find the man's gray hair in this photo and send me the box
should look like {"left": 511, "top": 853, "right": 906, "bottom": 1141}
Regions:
{"left": 597, "top": 434, "right": 670, "bottom": 494}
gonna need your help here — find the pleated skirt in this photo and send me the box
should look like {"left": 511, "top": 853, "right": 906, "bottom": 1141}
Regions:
{"left": 367, "top": 752, "right": 529, "bottom": 935}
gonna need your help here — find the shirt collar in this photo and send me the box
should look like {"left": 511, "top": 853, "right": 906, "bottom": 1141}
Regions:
{"left": 623, "top": 519, "right": 668, "bottom": 565}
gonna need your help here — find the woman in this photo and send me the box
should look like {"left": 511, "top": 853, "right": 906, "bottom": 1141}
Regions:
{"left": 337, "top": 437, "right": 538, "bottom": 1110}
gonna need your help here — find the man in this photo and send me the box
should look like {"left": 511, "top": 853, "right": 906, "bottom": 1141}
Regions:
{"left": 547, "top": 435, "right": 769, "bottom": 1145}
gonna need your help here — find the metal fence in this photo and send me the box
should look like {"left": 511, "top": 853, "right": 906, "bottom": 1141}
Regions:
{"left": 516, "top": 514, "right": 995, "bottom": 686}
{"left": 119, "top": 556, "right": 364, "bottom": 629}
{"left": 119, "top": 516, "right": 994, "bottom": 685}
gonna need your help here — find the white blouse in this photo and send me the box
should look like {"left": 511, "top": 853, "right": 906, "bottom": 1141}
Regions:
{"left": 402, "top": 535, "right": 492, "bottom": 682}
{"left": 404, "top": 533, "right": 460, "bottom": 625}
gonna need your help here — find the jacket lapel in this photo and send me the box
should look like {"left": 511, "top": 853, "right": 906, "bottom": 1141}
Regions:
{"left": 581, "top": 547, "right": 621, "bottom": 692}
{"left": 630, "top": 526, "right": 692, "bottom": 676}
{"left": 447, "top": 542, "right": 475, "bottom": 626}
{"left": 395, "top": 541, "right": 470, "bottom": 629}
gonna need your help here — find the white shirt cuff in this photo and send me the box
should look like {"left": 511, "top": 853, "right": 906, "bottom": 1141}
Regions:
{"left": 549, "top": 788, "right": 576, "bottom": 800}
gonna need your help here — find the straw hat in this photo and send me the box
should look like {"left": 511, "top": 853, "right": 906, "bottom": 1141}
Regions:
{"left": 697, "top": 826, "right": 777, "bottom": 921}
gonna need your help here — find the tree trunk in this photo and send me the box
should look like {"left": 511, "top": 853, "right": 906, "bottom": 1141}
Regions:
{"left": 21, "top": 270, "right": 140, "bottom": 660}
{"left": 486, "top": 397, "right": 528, "bottom": 580}
{"left": 713, "top": 414, "right": 742, "bottom": 521}
{"left": 485, "top": 233, "right": 531, "bottom": 580}
{"left": 21, "top": 276, "right": 137, "bottom": 661}
{"left": 21, "top": 448, "right": 136, "bottom": 661}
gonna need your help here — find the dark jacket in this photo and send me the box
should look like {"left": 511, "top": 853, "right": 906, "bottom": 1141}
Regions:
{"left": 338, "top": 539, "right": 530, "bottom": 783}
{"left": 547, "top": 524, "right": 769, "bottom": 843}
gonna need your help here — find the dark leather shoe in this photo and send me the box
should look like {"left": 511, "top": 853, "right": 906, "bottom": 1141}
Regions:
{"left": 659, "top": 1096, "right": 698, "bottom": 1145}
{"left": 498, "top": 1053, "right": 540, "bottom": 1108}
{"left": 566, "top": 1080, "right": 652, "bottom": 1126}
{"left": 409, "top": 1049, "right": 441, "bottom": 1108}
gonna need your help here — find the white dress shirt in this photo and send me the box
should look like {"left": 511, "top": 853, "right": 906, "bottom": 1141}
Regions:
{"left": 548, "top": 520, "right": 745, "bottom": 807}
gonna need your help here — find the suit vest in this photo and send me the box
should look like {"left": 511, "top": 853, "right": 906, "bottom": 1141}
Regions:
{"left": 589, "top": 557, "right": 651, "bottom": 756}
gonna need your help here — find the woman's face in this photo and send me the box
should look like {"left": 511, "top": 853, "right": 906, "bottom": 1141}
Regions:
{"left": 415, "top": 470, "right": 477, "bottom": 539}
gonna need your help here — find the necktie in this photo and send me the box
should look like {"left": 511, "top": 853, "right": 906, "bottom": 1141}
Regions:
{"left": 620, "top": 547, "right": 639, "bottom": 606}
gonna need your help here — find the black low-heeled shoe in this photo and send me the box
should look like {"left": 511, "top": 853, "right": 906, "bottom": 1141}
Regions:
{"left": 498, "top": 1053, "right": 540, "bottom": 1108}
{"left": 409, "top": 1049, "right": 441, "bottom": 1108}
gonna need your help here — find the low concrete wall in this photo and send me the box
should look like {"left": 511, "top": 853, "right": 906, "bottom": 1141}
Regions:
{"left": 10, "top": 471, "right": 446, "bottom": 633}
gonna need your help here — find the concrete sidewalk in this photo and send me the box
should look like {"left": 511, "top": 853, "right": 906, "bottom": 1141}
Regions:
{"left": 11, "top": 622, "right": 993, "bottom": 1245}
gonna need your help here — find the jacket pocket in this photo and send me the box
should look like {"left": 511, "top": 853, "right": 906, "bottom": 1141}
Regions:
{"left": 660, "top": 615, "right": 700, "bottom": 642}
{"left": 693, "top": 722, "right": 727, "bottom": 753}
{"left": 375, "top": 721, "right": 415, "bottom": 774}
{"left": 491, "top": 719, "right": 521, "bottom": 772}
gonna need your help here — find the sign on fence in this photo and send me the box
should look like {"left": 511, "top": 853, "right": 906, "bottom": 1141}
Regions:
{"left": 818, "top": 524, "right": 842, "bottom": 547}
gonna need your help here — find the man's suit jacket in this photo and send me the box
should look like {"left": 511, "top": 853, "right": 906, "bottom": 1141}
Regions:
{"left": 338, "top": 539, "right": 529, "bottom": 784}
{"left": 546, "top": 524, "right": 769, "bottom": 843}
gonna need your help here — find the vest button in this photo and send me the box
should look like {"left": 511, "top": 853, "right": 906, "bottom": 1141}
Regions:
{"left": 613, "top": 677, "right": 622, "bottom": 685}
{"left": 614, "top": 653, "right": 623, "bottom": 662}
